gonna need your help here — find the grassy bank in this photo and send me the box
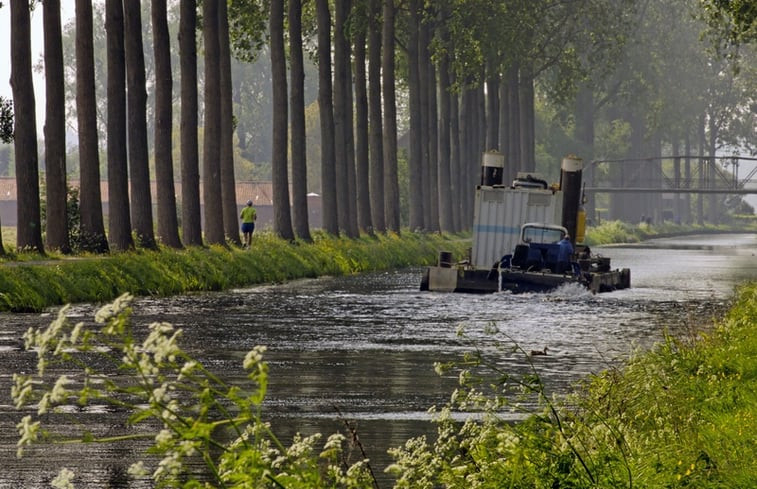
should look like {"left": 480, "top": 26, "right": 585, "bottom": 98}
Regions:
{"left": 585, "top": 219, "right": 757, "bottom": 246}
{"left": 0, "top": 231, "right": 470, "bottom": 312}
{"left": 390, "top": 282, "right": 757, "bottom": 487}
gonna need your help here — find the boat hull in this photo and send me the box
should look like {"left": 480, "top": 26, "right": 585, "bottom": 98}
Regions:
{"left": 421, "top": 265, "right": 630, "bottom": 294}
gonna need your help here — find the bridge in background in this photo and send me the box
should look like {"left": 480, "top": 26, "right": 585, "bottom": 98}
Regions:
{"left": 584, "top": 155, "right": 757, "bottom": 194}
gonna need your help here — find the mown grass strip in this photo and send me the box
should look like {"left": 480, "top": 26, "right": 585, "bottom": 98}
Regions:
{"left": 0, "top": 231, "right": 470, "bottom": 312}
{"left": 585, "top": 219, "right": 757, "bottom": 246}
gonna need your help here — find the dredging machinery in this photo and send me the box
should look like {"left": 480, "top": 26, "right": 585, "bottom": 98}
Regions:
{"left": 420, "top": 152, "right": 631, "bottom": 294}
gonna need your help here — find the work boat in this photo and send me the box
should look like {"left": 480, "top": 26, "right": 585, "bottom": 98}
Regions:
{"left": 421, "top": 153, "right": 631, "bottom": 294}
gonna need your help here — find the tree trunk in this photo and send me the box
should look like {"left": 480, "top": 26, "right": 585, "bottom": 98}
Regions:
{"left": 460, "top": 83, "right": 477, "bottom": 228}
{"left": 218, "top": 1, "right": 240, "bottom": 245}
{"left": 684, "top": 132, "right": 692, "bottom": 224}
{"left": 289, "top": 0, "right": 312, "bottom": 241}
{"left": 450, "top": 71, "right": 462, "bottom": 232}
{"left": 437, "top": 41, "right": 453, "bottom": 234}
{"left": 354, "top": 22, "right": 373, "bottom": 234}
{"left": 105, "top": 0, "right": 133, "bottom": 251}
{"left": 11, "top": 0, "right": 44, "bottom": 253}
{"left": 270, "top": 0, "right": 294, "bottom": 240}
{"left": 506, "top": 63, "right": 520, "bottom": 183}
{"left": 382, "top": 0, "right": 400, "bottom": 232}
{"left": 342, "top": 0, "right": 359, "bottom": 238}
{"left": 152, "top": 0, "right": 182, "bottom": 248}
{"left": 486, "top": 62, "right": 500, "bottom": 151}
{"left": 425, "top": 21, "right": 439, "bottom": 232}
{"left": 368, "top": 0, "right": 384, "bottom": 233}
{"left": 333, "top": 0, "right": 351, "bottom": 235}
{"left": 518, "top": 62, "right": 535, "bottom": 172}
{"left": 672, "top": 140, "right": 681, "bottom": 222}
{"left": 477, "top": 76, "right": 486, "bottom": 167}
{"left": 179, "top": 0, "right": 202, "bottom": 246}
{"left": 407, "top": 0, "right": 424, "bottom": 231}
{"left": 707, "top": 113, "right": 719, "bottom": 223}
{"left": 697, "top": 114, "right": 704, "bottom": 225}
{"left": 418, "top": 14, "right": 431, "bottom": 230}
{"left": 43, "top": 0, "right": 69, "bottom": 253}
{"left": 316, "top": 0, "right": 338, "bottom": 235}
{"left": 75, "top": 0, "right": 109, "bottom": 253}
{"left": 498, "top": 77, "right": 508, "bottom": 166}
{"left": 202, "top": 0, "right": 225, "bottom": 244}
{"left": 124, "top": 0, "right": 156, "bottom": 249}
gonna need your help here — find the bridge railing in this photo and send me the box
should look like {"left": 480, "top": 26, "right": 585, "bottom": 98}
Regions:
{"left": 584, "top": 155, "right": 757, "bottom": 194}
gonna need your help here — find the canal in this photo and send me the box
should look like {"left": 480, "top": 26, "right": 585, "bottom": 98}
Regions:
{"left": 0, "top": 233, "right": 755, "bottom": 488}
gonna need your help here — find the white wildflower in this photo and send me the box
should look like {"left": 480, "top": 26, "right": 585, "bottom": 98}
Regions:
{"left": 142, "top": 323, "right": 182, "bottom": 364}
{"left": 287, "top": 433, "right": 320, "bottom": 459}
{"left": 95, "top": 293, "right": 133, "bottom": 324}
{"left": 271, "top": 455, "right": 288, "bottom": 469}
{"left": 346, "top": 459, "right": 369, "bottom": 478}
{"left": 22, "top": 326, "right": 38, "bottom": 350}
{"left": 161, "top": 400, "right": 180, "bottom": 422}
{"left": 323, "top": 433, "right": 346, "bottom": 452}
{"left": 16, "top": 415, "right": 40, "bottom": 457}
{"left": 177, "top": 360, "right": 198, "bottom": 381}
{"left": 37, "top": 392, "right": 51, "bottom": 415}
{"left": 11, "top": 374, "right": 33, "bottom": 409}
{"left": 51, "top": 375, "right": 72, "bottom": 403}
{"left": 48, "top": 307, "right": 69, "bottom": 340}
{"left": 179, "top": 440, "right": 198, "bottom": 457}
{"left": 433, "top": 361, "right": 446, "bottom": 375}
{"left": 137, "top": 352, "right": 160, "bottom": 377}
{"left": 154, "top": 429, "right": 174, "bottom": 448}
{"left": 51, "top": 467, "right": 75, "bottom": 489}
{"left": 153, "top": 452, "right": 182, "bottom": 482}
{"left": 243, "top": 345, "right": 267, "bottom": 370}
{"left": 121, "top": 343, "right": 137, "bottom": 366}
{"left": 127, "top": 461, "right": 149, "bottom": 477}
{"left": 69, "top": 322, "right": 84, "bottom": 345}
{"left": 151, "top": 384, "right": 170, "bottom": 404}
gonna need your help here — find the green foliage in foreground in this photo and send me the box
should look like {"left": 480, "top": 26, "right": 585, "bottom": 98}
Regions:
{"left": 13, "top": 282, "right": 757, "bottom": 488}
{"left": 585, "top": 219, "right": 757, "bottom": 246}
{"left": 0, "top": 231, "right": 470, "bottom": 312}
{"left": 15, "top": 294, "right": 376, "bottom": 489}
{"left": 390, "top": 282, "right": 757, "bottom": 488}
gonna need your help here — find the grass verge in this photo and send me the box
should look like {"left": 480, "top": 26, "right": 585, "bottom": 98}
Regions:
{"left": 0, "top": 231, "right": 470, "bottom": 312}
{"left": 585, "top": 219, "right": 757, "bottom": 246}
{"left": 389, "top": 282, "right": 757, "bottom": 488}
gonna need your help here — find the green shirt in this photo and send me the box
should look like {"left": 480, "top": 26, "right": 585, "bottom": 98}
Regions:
{"left": 240, "top": 206, "right": 257, "bottom": 223}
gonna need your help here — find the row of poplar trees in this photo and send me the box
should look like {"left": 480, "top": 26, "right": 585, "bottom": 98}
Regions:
{"left": 8, "top": 0, "right": 635, "bottom": 253}
{"left": 9, "top": 0, "right": 245, "bottom": 253}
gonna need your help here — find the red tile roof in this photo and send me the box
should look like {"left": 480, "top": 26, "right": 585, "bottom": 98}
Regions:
{"left": 0, "top": 177, "right": 277, "bottom": 206}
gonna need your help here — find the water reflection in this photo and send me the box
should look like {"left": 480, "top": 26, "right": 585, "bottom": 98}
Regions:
{"left": 0, "top": 233, "right": 754, "bottom": 487}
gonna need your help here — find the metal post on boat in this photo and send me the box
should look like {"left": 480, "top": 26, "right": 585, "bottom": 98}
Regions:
{"left": 560, "top": 155, "right": 583, "bottom": 245}
{"left": 481, "top": 151, "right": 505, "bottom": 186}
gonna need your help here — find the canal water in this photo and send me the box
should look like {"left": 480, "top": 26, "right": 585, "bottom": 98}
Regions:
{"left": 0, "top": 233, "right": 754, "bottom": 488}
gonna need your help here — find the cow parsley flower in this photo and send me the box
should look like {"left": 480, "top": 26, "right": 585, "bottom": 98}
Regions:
{"left": 51, "top": 467, "right": 75, "bottom": 489}
{"left": 243, "top": 345, "right": 267, "bottom": 370}
{"left": 16, "top": 415, "right": 40, "bottom": 457}
{"left": 11, "top": 374, "right": 33, "bottom": 409}
{"left": 127, "top": 461, "right": 149, "bottom": 477}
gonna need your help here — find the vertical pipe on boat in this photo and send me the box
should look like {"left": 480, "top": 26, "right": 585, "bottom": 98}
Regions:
{"left": 481, "top": 151, "right": 505, "bottom": 186}
{"left": 560, "top": 155, "right": 583, "bottom": 244}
